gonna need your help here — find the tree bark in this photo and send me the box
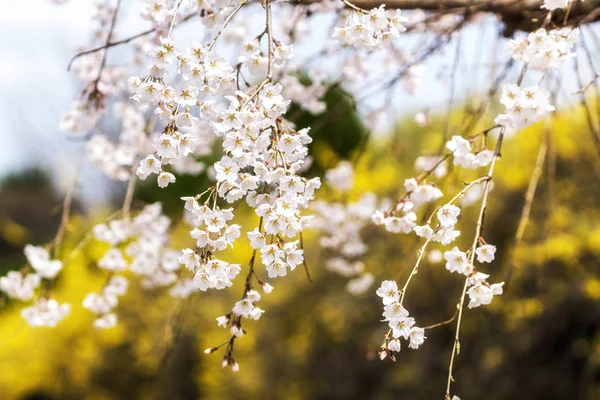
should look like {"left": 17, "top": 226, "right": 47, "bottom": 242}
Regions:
{"left": 301, "top": 0, "right": 600, "bottom": 35}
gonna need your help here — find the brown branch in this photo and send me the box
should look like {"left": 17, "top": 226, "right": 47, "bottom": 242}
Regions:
{"left": 300, "top": 0, "right": 552, "bottom": 11}
{"left": 514, "top": 134, "right": 547, "bottom": 248}
{"left": 573, "top": 42, "right": 600, "bottom": 158}
{"left": 446, "top": 127, "right": 506, "bottom": 398}
{"left": 301, "top": 0, "right": 600, "bottom": 34}
{"left": 67, "top": 13, "right": 196, "bottom": 71}
{"left": 438, "top": 30, "right": 462, "bottom": 152}
{"left": 299, "top": 231, "right": 312, "bottom": 283}
{"left": 50, "top": 175, "right": 78, "bottom": 258}
{"left": 423, "top": 308, "right": 459, "bottom": 330}
{"left": 504, "top": 125, "right": 548, "bottom": 289}
{"left": 81, "top": 0, "right": 123, "bottom": 104}
{"left": 67, "top": 28, "right": 153, "bottom": 71}
{"left": 360, "top": 20, "right": 467, "bottom": 104}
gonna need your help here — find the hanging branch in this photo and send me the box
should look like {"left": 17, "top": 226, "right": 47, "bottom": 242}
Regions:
{"left": 67, "top": 13, "right": 196, "bottom": 71}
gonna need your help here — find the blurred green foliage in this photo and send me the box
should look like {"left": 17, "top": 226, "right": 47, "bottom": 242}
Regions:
{"left": 0, "top": 103, "right": 599, "bottom": 400}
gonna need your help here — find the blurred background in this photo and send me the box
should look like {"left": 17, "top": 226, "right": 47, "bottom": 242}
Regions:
{"left": 1, "top": 1, "right": 600, "bottom": 400}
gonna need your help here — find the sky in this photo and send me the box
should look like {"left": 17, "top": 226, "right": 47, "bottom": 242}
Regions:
{"left": 0, "top": 1, "right": 147, "bottom": 203}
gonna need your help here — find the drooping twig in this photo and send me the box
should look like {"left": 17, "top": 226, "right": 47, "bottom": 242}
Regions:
{"left": 207, "top": 0, "right": 248, "bottom": 52}
{"left": 67, "top": 28, "right": 153, "bottom": 71}
{"left": 445, "top": 127, "right": 505, "bottom": 399}
{"left": 514, "top": 134, "right": 547, "bottom": 246}
{"left": 423, "top": 308, "right": 459, "bottom": 330}
{"left": 89, "top": 0, "right": 123, "bottom": 96}
{"left": 438, "top": 30, "right": 462, "bottom": 152}
{"left": 504, "top": 125, "right": 548, "bottom": 288}
{"left": 50, "top": 174, "right": 79, "bottom": 259}
{"left": 122, "top": 169, "right": 137, "bottom": 220}
{"left": 299, "top": 231, "right": 312, "bottom": 283}
{"left": 239, "top": 0, "right": 274, "bottom": 110}
{"left": 573, "top": 42, "right": 600, "bottom": 158}
{"left": 301, "top": 0, "right": 600, "bottom": 32}
{"left": 66, "top": 13, "right": 196, "bottom": 71}
{"left": 167, "top": 0, "right": 185, "bottom": 38}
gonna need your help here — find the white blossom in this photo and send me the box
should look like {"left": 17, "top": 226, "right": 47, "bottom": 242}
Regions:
{"left": 24, "top": 245, "right": 63, "bottom": 279}
{"left": 0, "top": 271, "right": 40, "bottom": 301}
{"left": 476, "top": 244, "right": 497, "bottom": 263}
{"left": 21, "top": 298, "right": 70, "bottom": 327}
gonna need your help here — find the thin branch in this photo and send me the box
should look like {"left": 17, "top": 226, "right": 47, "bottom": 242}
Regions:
{"left": 423, "top": 308, "right": 459, "bottom": 330}
{"left": 299, "top": 231, "right": 312, "bottom": 283}
{"left": 513, "top": 131, "right": 548, "bottom": 249}
{"left": 67, "top": 28, "right": 152, "bottom": 71}
{"left": 50, "top": 175, "right": 79, "bottom": 259}
{"left": 265, "top": 0, "right": 274, "bottom": 81}
{"left": 399, "top": 234, "right": 435, "bottom": 305}
{"left": 167, "top": 0, "right": 185, "bottom": 38}
{"left": 301, "top": 0, "right": 600, "bottom": 31}
{"left": 573, "top": 42, "right": 600, "bottom": 158}
{"left": 239, "top": 0, "right": 274, "bottom": 110}
{"left": 504, "top": 124, "right": 548, "bottom": 289}
{"left": 341, "top": 0, "right": 367, "bottom": 12}
{"left": 67, "top": 13, "right": 195, "bottom": 71}
{"left": 207, "top": 0, "right": 248, "bottom": 52}
{"left": 386, "top": 153, "right": 452, "bottom": 217}
{"left": 122, "top": 169, "right": 137, "bottom": 219}
{"left": 65, "top": 209, "right": 124, "bottom": 263}
{"left": 460, "top": 57, "right": 514, "bottom": 135}
{"left": 219, "top": 216, "right": 263, "bottom": 366}
{"left": 357, "top": 20, "right": 466, "bottom": 106}
{"left": 446, "top": 127, "right": 506, "bottom": 399}
{"left": 439, "top": 30, "right": 462, "bottom": 152}
{"left": 91, "top": 0, "right": 123, "bottom": 91}
{"left": 575, "top": 72, "right": 600, "bottom": 94}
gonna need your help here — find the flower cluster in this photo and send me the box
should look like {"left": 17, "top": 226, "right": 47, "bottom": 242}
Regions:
{"left": 24, "top": 245, "right": 63, "bottom": 279}
{"left": 402, "top": 177, "right": 443, "bottom": 206}
{"left": 58, "top": 1, "right": 115, "bottom": 133}
{"left": 373, "top": 180, "right": 457, "bottom": 247}
{"left": 371, "top": 175, "right": 448, "bottom": 238}
{"left": 93, "top": 203, "right": 188, "bottom": 291}
{"left": 211, "top": 281, "right": 273, "bottom": 371}
{"left": 0, "top": 271, "right": 40, "bottom": 301}
{"left": 413, "top": 204, "right": 462, "bottom": 245}
{"left": 372, "top": 203, "right": 417, "bottom": 234}
{"left": 325, "top": 160, "right": 354, "bottom": 191}
{"left": 332, "top": 5, "right": 408, "bottom": 51}
{"left": 227, "top": 289, "right": 267, "bottom": 334}
{"left": 495, "top": 84, "right": 555, "bottom": 129}
{"left": 446, "top": 135, "right": 494, "bottom": 169}
{"left": 259, "top": 240, "right": 304, "bottom": 278}
{"left": 129, "top": 35, "right": 237, "bottom": 187}
{"left": 0, "top": 245, "right": 67, "bottom": 327}
{"left": 179, "top": 202, "right": 242, "bottom": 290}
{"left": 280, "top": 74, "right": 328, "bottom": 115}
{"left": 85, "top": 103, "right": 163, "bottom": 181}
{"left": 119, "top": 0, "right": 330, "bottom": 363}
{"left": 21, "top": 299, "right": 71, "bottom": 328}
{"left": 443, "top": 243, "right": 503, "bottom": 308}
{"left": 312, "top": 191, "right": 379, "bottom": 294}
{"left": 467, "top": 272, "right": 504, "bottom": 309}
{"left": 509, "top": 27, "right": 579, "bottom": 70}
{"left": 377, "top": 281, "right": 426, "bottom": 356}
{"left": 83, "top": 276, "right": 129, "bottom": 329}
